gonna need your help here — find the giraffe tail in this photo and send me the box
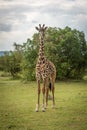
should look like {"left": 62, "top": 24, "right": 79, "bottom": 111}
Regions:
{"left": 48, "top": 82, "right": 52, "bottom": 91}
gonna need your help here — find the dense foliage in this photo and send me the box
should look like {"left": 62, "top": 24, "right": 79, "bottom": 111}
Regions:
{"left": 0, "top": 26, "right": 87, "bottom": 80}
{"left": 45, "top": 27, "right": 87, "bottom": 79}
{"left": 21, "top": 39, "right": 37, "bottom": 81}
{"left": 0, "top": 43, "right": 22, "bottom": 77}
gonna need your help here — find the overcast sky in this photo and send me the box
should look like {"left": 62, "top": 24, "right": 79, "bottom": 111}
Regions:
{"left": 0, "top": 0, "right": 87, "bottom": 51}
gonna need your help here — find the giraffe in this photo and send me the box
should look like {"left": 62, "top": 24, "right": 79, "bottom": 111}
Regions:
{"left": 35, "top": 24, "right": 56, "bottom": 112}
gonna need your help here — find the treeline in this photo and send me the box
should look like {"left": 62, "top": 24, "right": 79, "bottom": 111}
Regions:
{"left": 0, "top": 26, "right": 87, "bottom": 80}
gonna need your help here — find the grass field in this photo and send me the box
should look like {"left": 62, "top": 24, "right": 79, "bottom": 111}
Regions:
{"left": 0, "top": 76, "right": 87, "bottom": 130}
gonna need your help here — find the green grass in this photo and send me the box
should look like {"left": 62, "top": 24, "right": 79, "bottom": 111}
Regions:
{"left": 0, "top": 76, "right": 87, "bottom": 130}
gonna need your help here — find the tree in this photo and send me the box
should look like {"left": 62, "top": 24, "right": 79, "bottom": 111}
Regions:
{"left": 21, "top": 39, "right": 38, "bottom": 81}
{"left": 0, "top": 43, "right": 23, "bottom": 78}
{"left": 8, "top": 43, "right": 23, "bottom": 77}
{"left": 20, "top": 26, "right": 87, "bottom": 80}
{"left": 45, "top": 27, "right": 87, "bottom": 79}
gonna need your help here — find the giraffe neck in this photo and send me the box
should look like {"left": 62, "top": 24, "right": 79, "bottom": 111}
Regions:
{"left": 38, "top": 38, "right": 45, "bottom": 60}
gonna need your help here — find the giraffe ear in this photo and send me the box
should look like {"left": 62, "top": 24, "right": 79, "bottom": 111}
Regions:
{"left": 35, "top": 27, "right": 39, "bottom": 31}
{"left": 45, "top": 27, "right": 47, "bottom": 30}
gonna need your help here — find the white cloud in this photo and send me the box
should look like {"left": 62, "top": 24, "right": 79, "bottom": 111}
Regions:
{"left": 0, "top": 0, "right": 87, "bottom": 51}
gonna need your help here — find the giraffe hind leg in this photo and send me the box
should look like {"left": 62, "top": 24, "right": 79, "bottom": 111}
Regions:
{"left": 45, "top": 86, "right": 49, "bottom": 108}
{"left": 50, "top": 73, "right": 56, "bottom": 108}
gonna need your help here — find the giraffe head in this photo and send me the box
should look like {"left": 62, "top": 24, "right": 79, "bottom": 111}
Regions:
{"left": 35, "top": 24, "right": 47, "bottom": 40}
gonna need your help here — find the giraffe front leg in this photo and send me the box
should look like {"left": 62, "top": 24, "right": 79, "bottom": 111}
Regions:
{"left": 36, "top": 80, "right": 40, "bottom": 112}
{"left": 42, "top": 79, "right": 46, "bottom": 112}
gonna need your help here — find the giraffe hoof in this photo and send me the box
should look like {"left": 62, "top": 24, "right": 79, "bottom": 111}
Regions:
{"left": 42, "top": 110, "right": 45, "bottom": 112}
{"left": 35, "top": 109, "right": 39, "bottom": 112}
{"left": 35, "top": 107, "right": 39, "bottom": 112}
{"left": 42, "top": 108, "right": 45, "bottom": 112}
{"left": 35, "top": 104, "right": 39, "bottom": 112}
